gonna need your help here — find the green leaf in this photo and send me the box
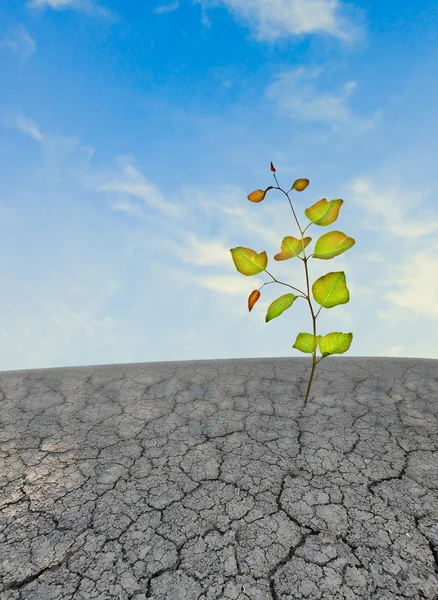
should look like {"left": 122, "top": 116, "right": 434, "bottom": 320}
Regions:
{"left": 312, "top": 271, "right": 350, "bottom": 308}
{"left": 266, "top": 293, "right": 298, "bottom": 322}
{"left": 274, "top": 236, "right": 312, "bottom": 261}
{"left": 230, "top": 247, "right": 268, "bottom": 276}
{"left": 292, "top": 333, "right": 323, "bottom": 353}
{"left": 319, "top": 332, "right": 353, "bottom": 357}
{"left": 312, "top": 230, "right": 355, "bottom": 260}
{"left": 305, "top": 198, "right": 343, "bottom": 226}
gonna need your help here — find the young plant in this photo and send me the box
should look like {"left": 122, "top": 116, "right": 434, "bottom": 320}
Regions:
{"left": 230, "top": 162, "right": 355, "bottom": 405}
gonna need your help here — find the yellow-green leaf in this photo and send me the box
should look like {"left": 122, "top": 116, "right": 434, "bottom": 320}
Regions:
{"left": 292, "top": 178, "right": 310, "bottom": 192}
{"left": 266, "top": 293, "right": 298, "bottom": 322}
{"left": 274, "top": 236, "right": 312, "bottom": 261}
{"left": 319, "top": 332, "right": 353, "bottom": 357}
{"left": 292, "top": 333, "right": 322, "bottom": 354}
{"left": 230, "top": 247, "right": 268, "bottom": 276}
{"left": 312, "top": 231, "right": 355, "bottom": 260}
{"left": 312, "top": 271, "right": 350, "bottom": 308}
{"left": 305, "top": 198, "right": 343, "bottom": 226}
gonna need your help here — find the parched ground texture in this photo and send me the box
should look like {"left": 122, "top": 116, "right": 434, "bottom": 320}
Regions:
{"left": 0, "top": 356, "right": 437, "bottom": 599}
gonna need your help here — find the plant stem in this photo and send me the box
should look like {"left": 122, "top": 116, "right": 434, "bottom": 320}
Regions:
{"left": 304, "top": 354, "right": 317, "bottom": 405}
{"left": 260, "top": 275, "right": 307, "bottom": 299}
{"left": 270, "top": 177, "right": 325, "bottom": 405}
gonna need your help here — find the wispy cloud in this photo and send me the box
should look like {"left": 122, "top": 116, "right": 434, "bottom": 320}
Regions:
{"left": 77, "top": 146, "right": 438, "bottom": 328}
{"left": 1, "top": 0, "right": 438, "bottom": 370}
{"left": 2, "top": 108, "right": 438, "bottom": 366}
{"left": 194, "top": 0, "right": 366, "bottom": 44}
{"left": 0, "top": 110, "right": 45, "bottom": 142}
{"left": 25, "top": 0, "right": 120, "bottom": 21}
{"left": 0, "top": 25, "right": 36, "bottom": 62}
{"left": 153, "top": 1, "right": 180, "bottom": 14}
{"left": 26, "top": 0, "right": 76, "bottom": 7}
{"left": 0, "top": 109, "right": 96, "bottom": 186}
{"left": 376, "top": 253, "right": 438, "bottom": 321}
{"left": 85, "top": 161, "right": 186, "bottom": 219}
{"left": 264, "top": 66, "right": 383, "bottom": 132}
{"left": 347, "top": 177, "right": 438, "bottom": 239}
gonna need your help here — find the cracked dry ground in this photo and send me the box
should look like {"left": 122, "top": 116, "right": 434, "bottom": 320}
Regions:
{"left": 0, "top": 357, "right": 437, "bottom": 600}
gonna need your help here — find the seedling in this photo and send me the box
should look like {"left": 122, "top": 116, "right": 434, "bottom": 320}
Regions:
{"left": 230, "top": 162, "right": 355, "bottom": 405}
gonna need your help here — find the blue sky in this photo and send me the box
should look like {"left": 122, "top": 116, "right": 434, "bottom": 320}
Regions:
{"left": 1, "top": 0, "right": 438, "bottom": 372}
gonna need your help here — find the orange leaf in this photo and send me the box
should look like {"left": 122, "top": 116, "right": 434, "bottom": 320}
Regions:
{"left": 248, "top": 289, "right": 261, "bottom": 312}
{"left": 247, "top": 189, "right": 266, "bottom": 203}
{"left": 247, "top": 186, "right": 275, "bottom": 203}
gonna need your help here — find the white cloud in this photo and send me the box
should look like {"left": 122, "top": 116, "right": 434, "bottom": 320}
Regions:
{"left": 264, "top": 66, "right": 383, "bottom": 132}
{"left": 153, "top": 1, "right": 180, "bottom": 14}
{"left": 27, "top": 0, "right": 76, "bottom": 7}
{"left": 0, "top": 111, "right": 96, "bottom": 174}
{"left": 105, "top": 163, "right": 438, "bottom": 328}
{"left": 84, "top": 162, "right": 186, "bottom": 219}
{"left": 348, "top": 177, "right": 438, "bottom": 238}
{"left": 0, "top": 25, "right": 36, "bottom": 62}
{"left": 194, "top": 0, "right": 366, "bottom": 44}
{"left": 2, "top": 108, "right": 438, "bottom": 368}
{"left": 375, "top": 255, "right": 438, "bottom": 320}
{"left": 25, "top": 0, "right": 120, "bottom": 21}
{"left": 345, "top": 175, "right": 438, "bottom": 322}
{"left": 0, "top": 111, "right": 45, "bottom": 142}
{"left": 15, "top": 300, "right": 139, "bottom": 369}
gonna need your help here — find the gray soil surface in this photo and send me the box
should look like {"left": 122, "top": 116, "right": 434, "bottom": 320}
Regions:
{"left": 1, "top": 356, "right": 437, "bottom": 599}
